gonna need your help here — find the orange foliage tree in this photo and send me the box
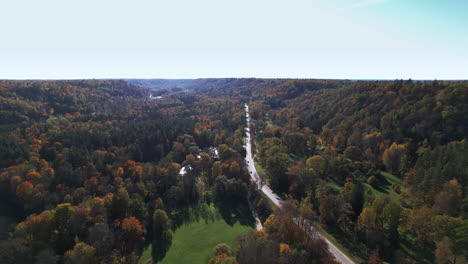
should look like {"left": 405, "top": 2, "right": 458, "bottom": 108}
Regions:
{"left": 121, "top": 217, "right": 144, "bottom": 253}
{"left": 16, "top": 181, "right": 34, "bottom": 200}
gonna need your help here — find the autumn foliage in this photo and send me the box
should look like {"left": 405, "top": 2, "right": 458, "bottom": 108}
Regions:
{"left": 0, "top": 79, "right": 466, "bottom": 263}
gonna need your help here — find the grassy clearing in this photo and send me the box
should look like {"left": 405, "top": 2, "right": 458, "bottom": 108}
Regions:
{"left": 328, "top": 171, "right": 404, "bottom": 201}
{"left": 364, "top": 171, "right": 404, "bottom": 200}
{"left": 327, "top": 180, "right": 342, "bottom": 193}
{"left": 380, "top": 172, "right": 405, "bottom": 191}
{"left": 139, "top": 203, "right": 254, "bottom": 264}
{"left": 139, "top": 245, "right": 153, "bottom": 264}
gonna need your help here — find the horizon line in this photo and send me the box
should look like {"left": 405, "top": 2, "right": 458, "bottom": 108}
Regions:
{"left": 1, "top": 77, "right": 467, "bottom": 81}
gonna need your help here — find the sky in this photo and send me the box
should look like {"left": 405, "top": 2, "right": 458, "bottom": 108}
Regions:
{"left": 0, "top": 0, "right": 467, "bottom": 79}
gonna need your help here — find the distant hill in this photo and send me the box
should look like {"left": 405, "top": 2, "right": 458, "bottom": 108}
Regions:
{"left": 127, "top": 79, "right": 193, "bottom": 90}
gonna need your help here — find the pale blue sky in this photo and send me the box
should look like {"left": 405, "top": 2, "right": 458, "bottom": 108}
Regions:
{"left": 0, "top": 0, "right": 467, "bottom": 79}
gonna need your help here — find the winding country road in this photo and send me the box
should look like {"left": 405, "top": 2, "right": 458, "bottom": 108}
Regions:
{"left": 244, "top": 104, "right": 355, "bottom": 264}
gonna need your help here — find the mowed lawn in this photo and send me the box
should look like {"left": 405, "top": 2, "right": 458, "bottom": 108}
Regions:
{"left": 140, "top": 203, "right": 255, "bottom": 264}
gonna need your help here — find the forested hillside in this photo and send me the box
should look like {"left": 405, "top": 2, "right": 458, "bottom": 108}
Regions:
{"left": 0, "top": 80, "right": 266, "bottom": 263}
{"left": 244, "top": 79, "right": 467, "bottom": 263}
{"left": 0, "top": 79, "right": 466, "bottom": 264}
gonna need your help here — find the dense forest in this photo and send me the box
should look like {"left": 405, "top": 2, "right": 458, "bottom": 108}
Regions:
{"left": 207, "top": 79, "right": 467, "bottom": 263}
{"left": 0, "top": 79, "right": 466, "bottom": 264}
{"left": 0, "top": 80, "right": 258, "bottom": 263}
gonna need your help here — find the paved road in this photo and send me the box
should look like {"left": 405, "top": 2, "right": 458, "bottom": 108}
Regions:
{"left": 243, "top": 104, "right": 354, "bottom": 264}
{"left": 244, "top": 105, "right": 283, "bottom": 207}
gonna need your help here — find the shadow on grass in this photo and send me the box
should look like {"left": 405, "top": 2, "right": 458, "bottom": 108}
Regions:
{"left": 171, "top": 203, "right": 220, "bottom": 230}
{"left": 371, "top": 172, "right": 394, "bottom": 194}
{"left": 372, "top": 183, "right": 390, "bottom": 194}
{"left": 151, "top": 232, "right": 173, "bottom": 263}
{"left": 171, "top": 202, "right": 255, "bottom": 230}
{"left": 216, "top": 200, "right": 255, "bottom": 227}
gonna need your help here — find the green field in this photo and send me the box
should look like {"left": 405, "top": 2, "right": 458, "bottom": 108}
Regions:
{"left": 140, "top": 203, "right": 255, "bottom": 264}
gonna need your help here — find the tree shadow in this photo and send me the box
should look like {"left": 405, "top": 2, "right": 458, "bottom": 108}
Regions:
{"left": 216, "top": 200, "right": 255, "bottom": 227}
{"left": 151, "top": 232, "right": 173, "bottom": 262}
{"left": 171, "top": 202, "right": 255, "bottom": 230}
{"left": 372, "top": 184, "right": 390, "bottom": 194}
{"left": 372, "top": 173, "right": 393, "bottom": 194}
{"left": 170, "top": 203, "right": 217, "bottom": 230}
